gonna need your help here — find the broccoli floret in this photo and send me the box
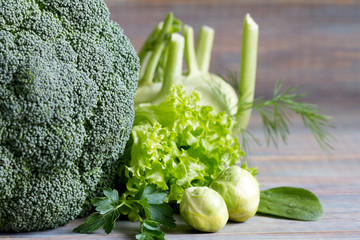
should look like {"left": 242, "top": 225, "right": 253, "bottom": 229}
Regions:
{"left": 0, "top": 0, "right": 139, "bottom": 232}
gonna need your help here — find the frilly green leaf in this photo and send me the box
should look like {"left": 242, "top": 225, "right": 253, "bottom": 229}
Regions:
{"left": 120, "top": 85, "right": 244, "bottom": 203}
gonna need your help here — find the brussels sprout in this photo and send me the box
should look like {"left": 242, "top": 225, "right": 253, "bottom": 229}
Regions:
{"left": 180, "top": 187, "right": 228, "bottom": 232}
{"left": 210, "top": 166, "right": 260, "bottom": 222}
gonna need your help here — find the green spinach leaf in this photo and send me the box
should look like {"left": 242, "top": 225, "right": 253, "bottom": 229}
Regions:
{"left": 257, "top": 186, "right": 323, "bottom": 221}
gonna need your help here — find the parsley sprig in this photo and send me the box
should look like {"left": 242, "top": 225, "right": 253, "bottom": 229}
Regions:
{"left": 73, "top": 185, "right": 175, "bottom": 239}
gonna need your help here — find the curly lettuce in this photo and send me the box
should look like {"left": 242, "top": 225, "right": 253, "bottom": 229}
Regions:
{"left": 119, "top": 85, "right": 244, "bottom": 202}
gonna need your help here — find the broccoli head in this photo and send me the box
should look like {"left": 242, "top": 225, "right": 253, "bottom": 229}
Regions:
{"left": 0, "top": 0, "right": 139, "bottom": 232}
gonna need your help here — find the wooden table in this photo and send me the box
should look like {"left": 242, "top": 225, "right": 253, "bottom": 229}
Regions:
{"left": 1, "top": 0, "right": 360, "bottom": 239}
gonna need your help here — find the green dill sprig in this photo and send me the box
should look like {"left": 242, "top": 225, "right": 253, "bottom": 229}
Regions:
{"left": 222, "top": 69, "right": 336, "bottom": 155}
{"left": 236, "top": 80, "right": 335, "bottom": 155}
{"left": 238, "top": 128, "right": 261, "bottom": 157}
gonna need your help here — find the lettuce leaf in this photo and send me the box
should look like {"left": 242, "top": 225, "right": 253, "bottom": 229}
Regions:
{"left": 120, "top": 85, "right": 244, "bottom": 202}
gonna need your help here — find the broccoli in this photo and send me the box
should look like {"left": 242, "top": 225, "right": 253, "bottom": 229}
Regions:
{"left": 0, "top": 0, "right": 139, "bottom": 232}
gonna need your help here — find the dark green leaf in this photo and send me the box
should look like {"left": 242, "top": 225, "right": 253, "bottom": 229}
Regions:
{"left": 92, "top": 189, "right": 120, "bottom": 215}
{"left": 73, "top": 212, "right": 105, "bottom": 233}
{"left": 94, "top": 199, "right": 115, "bottom": 215}
{"left": 136, "top": 231, "right": 164, "bottom": 240}
{"left": 91, "top": 197, "right": 105, "bottom": 206}
{"left": 134, "top": 185, "right": 176, "bottom": 228}
{"left": 136, "top": 220, "right": 165, "bottom": 240}
{"left": 103, "top": 188, "right": 119, "bottom": 203}
{"left": 136, "top": 232, "right": 150, "bottom": 240}
{"left": 142, "top": 219, "right": 161, "bottom": 231}
{"left": 138, "top": 184, "right": 167, "bottom": 204}
{"left": 74, "top": 185, "right": 174, "bottom": 238}
{"left": 136, "top": 198, "right": 150, "bottom": 218}
{"left": 148, "top": 204, "right": 176, "bottom": 228}
{"left": 257, "top": 186, "right": 324, "bottom": 221}
{"left": 74, "top": 188, "right": 123, "bottom": 234}
{"left": 103, "top": 209, "right": 121, "bottom": 234}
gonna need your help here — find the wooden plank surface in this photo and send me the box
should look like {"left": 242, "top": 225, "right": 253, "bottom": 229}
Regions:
{"left": 1, "top": 144, "right": 360, "bottom": 239}
{"left": 1, "top": 0, "right": 360, "bottom": 239}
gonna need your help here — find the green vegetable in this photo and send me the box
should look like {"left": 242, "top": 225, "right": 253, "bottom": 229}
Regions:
{"left": 257, "top": 186, "right": 324, "bottom": 221}
{"left": 136, "top": 12, "right": 334, "bottom": 155}
{"left": 236, "top": 13, "right": 259, "bottom": 130}
{"left": 210, "top": 166, "right": 260, "bottom": 222}
{"left": 135, "top": 12, "right": 182, "bottom": 103}
{"left": 180, "top": 187, "right": 228, "bottom": 232}
{"left": 134, "top": 13, "right": 238, "bottom": 116}
{"left": 0, "top": 0, "right": 139, "bottom": 232}
{"left": 119, "top": 84, "right": 244, "bottom": 203}
{"left": 73, "top": 185, "right": 175, "bottom": 239}
{"left": 181, "top": 25, "right": 239, "bottom": 115}
{"left": 150, "top": 32, "right": 185, "bottom": 104}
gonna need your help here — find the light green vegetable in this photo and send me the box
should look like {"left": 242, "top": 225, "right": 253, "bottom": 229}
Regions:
{"left": 137, "top": 12, "right": 181, "bottom": 87}
{"left": 135, "top": 12, "right": 182, "bottom": 104}
{"left": 181, "top": 25, "right": 239, "bottom": 115}
{"left": 135, "top": 13, "right": 258, "bottom": 119}
{"left": 257, "top": 186, "right": 323, "bottom": 221}
{"left": 119, "top": 85, "right": 244, "bottom": 203}
{"left": 236, "top": 13, "right": 259, "bottom": 130}
{"left": 180, "top": 187, "right": 228, "bottom": 232}
{"left": 136, "top": 12, "right": 334, "bottom": 156}
{"left": 210, "top": 166, "right": 260, "bottom": 222}
{"left": 150, "top": 33, "right": 185, "bottom": 104}
{"left": 134, "top": 13, "right": 238, "bottom": 116}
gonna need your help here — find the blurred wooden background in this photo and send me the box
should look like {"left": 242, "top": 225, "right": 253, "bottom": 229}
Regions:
{"left": 105, "top": 0, "right": 360, "bottom": 129}
{"left": 2, "top": 0, "right": 359, "bottom": 239}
